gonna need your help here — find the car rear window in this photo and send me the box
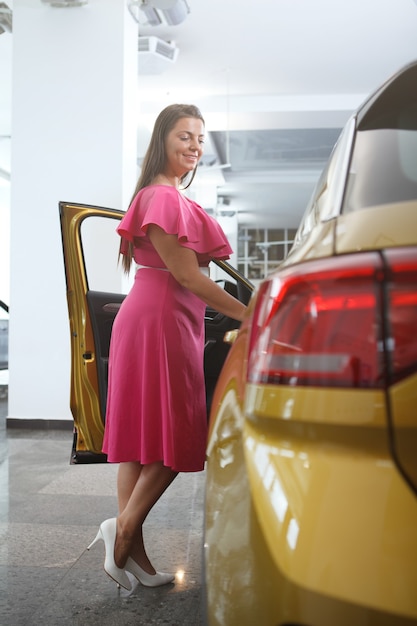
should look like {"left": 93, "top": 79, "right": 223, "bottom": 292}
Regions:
{"left": 343, "top": 65, "right": 417, "bottom": 213}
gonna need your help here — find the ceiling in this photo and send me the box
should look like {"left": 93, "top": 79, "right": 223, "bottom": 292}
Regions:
{"left": 1, "top": 0, "right": 417, "bottom": 228}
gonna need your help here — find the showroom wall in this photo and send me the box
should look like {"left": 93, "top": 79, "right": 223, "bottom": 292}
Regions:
{"left": 8, "top": 0, "right": 138, "bottom": 422}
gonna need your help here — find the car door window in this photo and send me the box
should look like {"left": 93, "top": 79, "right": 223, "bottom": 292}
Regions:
{"left": 81, "top": 215, "right": 132, "bottom": 293}
{"left": 343, "top": 111, "right": 417, "bottom": 213}
{"left": 294, "top": 118, "right": 356, "bottom": 246}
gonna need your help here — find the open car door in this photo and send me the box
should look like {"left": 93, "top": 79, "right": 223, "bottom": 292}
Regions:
{"left": 59, "top": 201, "right": 253, "bottom": 464}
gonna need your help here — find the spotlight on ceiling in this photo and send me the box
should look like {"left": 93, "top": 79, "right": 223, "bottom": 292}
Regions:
{"left": 138, "top": 4, "right": 161, "bottom": 26}
{"left": 128, "top": 0, "right": 190, "bottom": 27}
{"left": 152, "top": 0, "right": 189, "bottom": 25}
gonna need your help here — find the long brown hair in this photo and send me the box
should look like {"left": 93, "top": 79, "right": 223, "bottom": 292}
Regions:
{"left": 120, "top": 104, "right": 205, "bottom": 273}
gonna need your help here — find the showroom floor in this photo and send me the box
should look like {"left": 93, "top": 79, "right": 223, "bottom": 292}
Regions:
{"left": 0, "top": 386, "right": 206, "bottom": 626}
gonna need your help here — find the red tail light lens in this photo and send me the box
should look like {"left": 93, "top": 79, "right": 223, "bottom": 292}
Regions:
{"left": 385, "top": 248, "right": 417, "bottom": 384}
{"left": 247, "top": 250, "right": 417, "bottom": 389}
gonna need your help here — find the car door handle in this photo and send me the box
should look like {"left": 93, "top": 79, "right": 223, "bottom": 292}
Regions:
{"left": 102, "top": 303, "right": 122, "bottom": 313}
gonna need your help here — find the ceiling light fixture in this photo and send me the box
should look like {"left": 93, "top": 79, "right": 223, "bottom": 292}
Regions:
{"left": 138, "top": 36, "right": 179, "bottom": 74}
{"left": 41, "top": 0, "right": 88, "bottom": 7}
{"left": 152, "top": 0, "right": 189, "bottom": 25}
{"left": 139, "top": 4, "right": 161, "bottom": 26}
{"left": 128, "top": 0, "right": 190, "bottom": 27}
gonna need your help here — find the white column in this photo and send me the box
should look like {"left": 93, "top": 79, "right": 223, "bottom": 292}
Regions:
{"left": 9, "top": 0, "right": 138, "bottom": 422}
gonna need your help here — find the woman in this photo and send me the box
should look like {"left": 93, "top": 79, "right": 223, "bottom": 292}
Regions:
{"left": 88, "top": 104, "right": 246, "bottom": 591}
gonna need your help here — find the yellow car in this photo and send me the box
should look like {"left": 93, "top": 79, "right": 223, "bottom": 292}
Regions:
{"left": 204, "top": 61, "right": 417, "bottom": 625}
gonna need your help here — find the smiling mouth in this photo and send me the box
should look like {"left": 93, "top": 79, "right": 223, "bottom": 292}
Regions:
{"left": 184, "top": 155, "right": 198, "bottom": 166}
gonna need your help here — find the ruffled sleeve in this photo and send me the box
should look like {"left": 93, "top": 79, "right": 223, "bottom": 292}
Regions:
{"left": 118, "top": 185, "right": 232, "bottom": 261}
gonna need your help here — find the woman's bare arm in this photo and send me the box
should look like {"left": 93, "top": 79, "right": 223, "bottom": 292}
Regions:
{"left": 147, "top": 224, "right": 247, "bottom": 321}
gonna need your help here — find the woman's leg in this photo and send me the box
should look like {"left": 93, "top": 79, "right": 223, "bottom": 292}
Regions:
{"left": 114, "top": 461, "right": 178, "bottom": 571}
{"left": 116, "top": 462, "right": 148, "bottom": 570}
{"left": 117, "top": 461, "right": 142, "bottom": 513}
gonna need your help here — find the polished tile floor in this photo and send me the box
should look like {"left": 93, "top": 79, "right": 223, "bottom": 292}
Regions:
{"left": 0, "top": 389, "right": 207, "bottom": 625}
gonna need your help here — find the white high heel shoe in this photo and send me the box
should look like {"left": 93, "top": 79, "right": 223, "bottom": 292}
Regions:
{"left": 125, "top": 557, "right": 175, "bottom": 587}
{"left": 87, "top": 518, "right": 132, "bottom": 591}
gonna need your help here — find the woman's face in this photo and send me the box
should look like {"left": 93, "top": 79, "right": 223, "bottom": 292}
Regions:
{"left": 164, "top": 117, "right": 205, "bottom": 178}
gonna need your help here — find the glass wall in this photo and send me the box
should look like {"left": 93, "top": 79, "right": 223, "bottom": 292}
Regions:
{"left": 238, "top": 227, "right": 297, "bottom": 284}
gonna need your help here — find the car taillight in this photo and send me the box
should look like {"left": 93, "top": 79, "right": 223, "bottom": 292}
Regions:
{"left": 247, "top": 250, "right": 417, "bottom": 389}
{"left": 385, "top": 248, "right": 417, "bottom": 384}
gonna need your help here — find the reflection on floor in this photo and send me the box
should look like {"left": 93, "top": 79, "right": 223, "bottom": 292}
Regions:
{"left": 0, "top": 395, "right": 206, "bottom": 626}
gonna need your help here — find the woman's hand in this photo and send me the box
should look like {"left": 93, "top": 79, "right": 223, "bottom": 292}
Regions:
{"left": 147, "top": 224, "right": 247, "bottom": 321}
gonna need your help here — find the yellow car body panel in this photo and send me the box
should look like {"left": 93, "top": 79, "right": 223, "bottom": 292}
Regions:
{"left": 244, "top": 384, "right": 387, "bottom": 426}
{"left": 243, "top": 417, "right": 417, "bottom": 618}
{"left": 206, "top": 306, "right": 417, "bottom": 625}
{"left": 206, "top": 253, "right": 417, "bottom": 624}
{"left": 279, "top": 220, "right": 335, "bottom": 267}
{"left": 205, "top": 336, "right": 417, "bottom": 625}
{"left": 389, "top": 375, "right": 417, "bottom": 488}
{"left": 335, "top": 201, "right": 417, "bottom": 254}
{"left": 60, "top": 202, "right": 124, "bottom": 454}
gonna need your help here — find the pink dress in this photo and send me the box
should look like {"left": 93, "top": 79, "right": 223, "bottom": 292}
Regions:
{"left": 102, "top": 185, "right": 233, "bottom": 472}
